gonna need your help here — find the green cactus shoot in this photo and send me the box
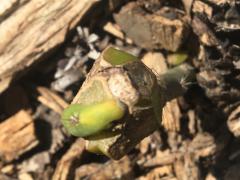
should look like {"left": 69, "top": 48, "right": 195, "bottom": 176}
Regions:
{"left": 61, "top": 99, "right": 125, "bottom": 137}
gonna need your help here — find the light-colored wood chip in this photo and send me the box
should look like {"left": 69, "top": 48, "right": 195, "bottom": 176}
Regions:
{"left": 0, "top": 0, "right": 100, "bottom": 94}
{"left": 142, "top": 52, "right": 168, "bottom": 76}
{"left": 103, "top": 22, "right": 132, "bottom": 44}
{"left": 0, "top": 164, "right": 14, "bottom": 175}
{"left": 52, "top": 139, "right": 85, "bottom": 180}
{"left": 75, "top": 156, "right": 133, "bottom": 180}
{"left": 206, "top": 173, "right": 217, "bottom": 180}
{"left": 18, "top": 173, "right": 33, "bottom": 180}
{"left": 138, "top": 165, "right": 173, "bottom": 180}
{"left": 162, "top": 99, "right": 181, "bottom": 132}
{"left": 227, "top": 106, "right": 240, "bottom": 137}
{"left": 193, "top": 0, "right": 213, "bottom": 18}
{"left": 37, "top": 86, "right": 69, "bottom": 114}
{"left": 190, "top": 133, "right": 216, "bottom": 158}
{"left": 0, "top": 110, "right": 38, "bottom": 162}
{"left": 174, "top": 155, "right": 201, "bottom": 180}
{"left": 188, "top": 110, "right": 197, "bottom": 135}
{"left": 142, "top": 150, "right": 177, "bottom": 168}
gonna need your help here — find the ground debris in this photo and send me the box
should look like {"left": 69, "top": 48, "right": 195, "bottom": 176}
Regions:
{"left": 37, "top": 86, "right": 69, "bottom": 114}
{"left": 162, "top": 99, "right": 181, "bottom": 132}
{"left": 53, "top": 139, "right": 85, "bottom": 180}
{"left": 0, "top": 110, "right": 38, "bottom": 162}
{"left": 115, "top": 2, "right": 189, "bottom": 51}
{"left": 227, "top": 105, "right": 240, "bottom": 137}
{"left": 18, "top": 151, "right": 50, "bottom": 174}
{"left": 75, "top": 156, "right": 134, "bottom": 180}
{"left": 138, "top": 165, "right": 174, "bottom": 180}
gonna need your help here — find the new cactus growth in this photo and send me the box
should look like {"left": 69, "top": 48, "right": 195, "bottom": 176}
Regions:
{"left": 103, "top": 47, "right": 138, "bottom": 65}
{"left": 61, "top": 99, "right": 125, "bottom": 137}
{"left": 61, "top": 46, "right": 195, "bottom": 159}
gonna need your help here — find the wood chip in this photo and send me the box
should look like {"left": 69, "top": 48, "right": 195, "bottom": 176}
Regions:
{"left": 187, "top": 110, "right": 197, "bottom": 135}
{"left": 142, "top": 150, "right": 177, "bottom": 168}
{"left": 18, "top": 173, "right": 33, "bottom": 180}
{"left": 193, "top": 0, "right": 213, "bottom": 19}
{"left": 75, "top": 157, "right": 134, "bottom": 180}
{"left": 162, "top": 99, "right": 181, "bottom": 132}
{"left": 208, "top": 0, "right": 230, "bottom": 6}
{"left": 0, "top": 0, "right": 100, "bottom": 94}
{"left": 189, "top": 133, "right": 216, "bottom": 158}
{"left": 103, "top": 22, "right": 132, "bottom": 44}
{"left": 74, "top": 163, "right": 100, "bottom": 179}
{"left": 52, "top": 139, "right": 85, "bottom": 180}
{"left": 206, "top": 173, "right": 217, "bottom": 180}
{"left": 182, "top": 0, "right": 194, "bottom": 15}
{"left": 227, "top": 106, "right": 240, "bottom": 137}
{"left": 0, "top": 164, "right": 14, "bottom": 175}
{"left": 0, "top": 110, "right": 38, "bottom": 162}
{"left": 138, "top": 136, "right": 152, "bottom": 154}
{"left": 19, "top": 151, "right": 50, "bottom": 173}
{"left": 192, "top": 16, "right": 219, "bottom": 46}
{"left": 138, "top": 165, "right": 173, "bottom": 180}
{"left": 174, "top": 155, "right": 201, "bottom": 180}
{"left": 115, "top": 3, "right": 189, "bottom": 51}
{"left": 37, "top": 86, "right": 69, "bottom": 114}
{"left": 142, "top": 52, "right": 167, "bottom": 75}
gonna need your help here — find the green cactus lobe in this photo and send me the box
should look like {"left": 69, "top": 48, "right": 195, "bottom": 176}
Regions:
{"left": 103, "top": 47, "right": 138, "bottom": 65}
{"left": 61, "top": 100, "right": 125, "bottom": 137}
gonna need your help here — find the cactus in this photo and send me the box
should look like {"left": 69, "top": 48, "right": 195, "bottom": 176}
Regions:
{"left": 61, "top": 99, "right": 125, "bottom": 137}
{"left": 61, "top": 46, "right": 195, "bottom": 159}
